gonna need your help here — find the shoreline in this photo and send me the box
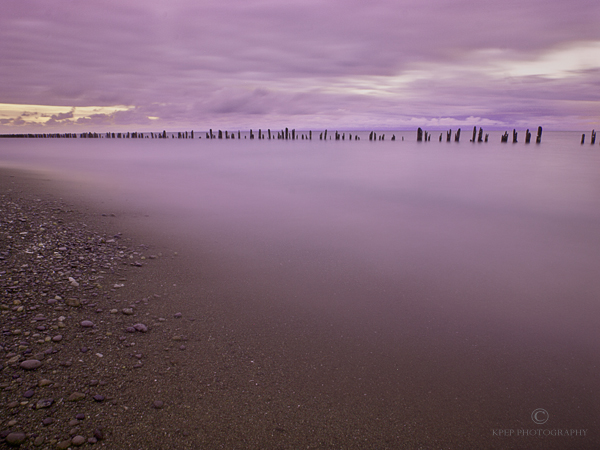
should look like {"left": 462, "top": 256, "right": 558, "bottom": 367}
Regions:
{"left": 2, "top": 167, "right": 599, "bottom": 449}
{"left": 0, "top": 167, "right": 196, "bottom": 448}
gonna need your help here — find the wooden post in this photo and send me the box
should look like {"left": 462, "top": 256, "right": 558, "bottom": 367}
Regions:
{"left": 324, "top": 130, "right": 328, "bottom": 140}
{"left": 268, "top": 129, "right": 271, "bottom": 140}
{"left": 512, "top": 129, "right": 517, "bottom": 143}
{"left": 455, "top": 128, "right": 461, "bottom": 142}
{"left": 472, "top": 126, "right": 477, "bottom": 142}
{"left": 250, "top": 130, "right": 254, "bottom": 139}
{"left": 536, "top": 126, "right": 542, "bottom": 144}
{"left": 310, "top": 130, "right": 312, "bottom": 140}
{"left": 591, "top": 130, "right": 596, "bottom": 145}
{"left": 525, "top": 129, "right": 531, "bottom": 144}
{"left": 417, "top": 128, "right": 423, "bottom": 142}
{"left": 581, "top": 134, "right": 585, "bottom": 144}
{"left": 477, "top": 128, "right": 483, "bottom": 143}
{"left": 218, "top": 130, "right": 223, "bottom": 139}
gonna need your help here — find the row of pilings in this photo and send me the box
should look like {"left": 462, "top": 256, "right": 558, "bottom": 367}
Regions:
{"left": 416, "top": 126, "right": 545, "bottom": 143}
{"left": 581, "top": 130, "right": 597, "bottom": 145}
{"left": 2, "top": 129, "right": 599, "bottom": 144}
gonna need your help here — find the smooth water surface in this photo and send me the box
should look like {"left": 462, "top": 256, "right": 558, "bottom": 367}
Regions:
{"left": 2, "top": 130, "right": 600, "bottom": 442}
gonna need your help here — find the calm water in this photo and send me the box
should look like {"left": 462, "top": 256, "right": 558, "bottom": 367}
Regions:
{"left": 2, "top": 130, "right": 600, "bottom": 443}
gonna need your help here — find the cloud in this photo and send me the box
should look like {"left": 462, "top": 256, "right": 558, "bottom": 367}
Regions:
{"left": 1, "top": 0, "right": 599, "bottom": 131}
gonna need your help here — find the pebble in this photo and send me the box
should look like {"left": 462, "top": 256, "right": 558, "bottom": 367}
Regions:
{"left": 72, "top": 435, "right": 86, "bottom": 446}
{"left": 122, "top": 308, "right": 134, "bottom": 315}
{"left": 52, "top": 334, "right": 63, "bottom": 342}
{"left": 5, "top": 432, "right": 26, "bottom": 446}
{"left": 36, "top": 398, "right": 54, "bottom": 409}
{"left": 174, "top": 312, "right": 182, "bottom": 318}
{"left": 20, "top": 359, "right": 42, "bottom": 370}
{"left": 24, "top": 389, "right": 35, "bottom": 398}
{"left": 80, "top": 320, "right": 94, "bottom": 327}
{"left": 125, "top": 327, "right": 136, "bottom": 333}
{"left": 93, "top": 394, "right": 105, "bottom": 402}
{"left": 57, "top": 440, "right": 72, "bottom": 450}
{"left": 66, "top": 298, "right": 81, "bottom": 307}
{"left": 67, "top": 392, "right": 86, "bottom": 402}
{"left": 153, "top": 400, "right": 164, "bottom": 409}
{"left": 133, "top": 323, "right": 148, "bottom": 332}
{"left": 42, "top": 417, "right": 55, "bottom": 426}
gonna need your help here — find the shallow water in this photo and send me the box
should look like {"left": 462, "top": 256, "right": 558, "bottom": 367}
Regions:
{"left": 2, "top": 130, "right": 600, "bottom": 446}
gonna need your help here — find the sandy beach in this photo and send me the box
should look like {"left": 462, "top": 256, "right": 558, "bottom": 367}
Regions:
{"left": 1, "top": 166, "right": 599, "bottom": 449}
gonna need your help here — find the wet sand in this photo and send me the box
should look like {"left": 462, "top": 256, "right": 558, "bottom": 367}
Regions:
{"left": 1, "top": 167, "right": 598, "bottom": 449}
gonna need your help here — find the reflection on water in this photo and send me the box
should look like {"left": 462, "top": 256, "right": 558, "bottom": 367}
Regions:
{"left": 2, "top": 132, "right": 600, "bottom": 346}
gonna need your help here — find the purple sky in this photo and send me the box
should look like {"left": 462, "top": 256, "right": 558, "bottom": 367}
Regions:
{"left": 1, "top": 0, "right": 599, "bottom": 132}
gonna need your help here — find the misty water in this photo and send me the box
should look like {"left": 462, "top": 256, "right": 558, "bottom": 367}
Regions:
{"left": 2, "top": 130, "right": 600, "bottom": 439}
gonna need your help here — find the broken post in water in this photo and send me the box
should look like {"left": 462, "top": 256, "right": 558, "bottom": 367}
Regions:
{"left": 501, "top": 132, "right": 509, "bottom": 143}
{"left": 513, "top": 129, "right": 518, "bottom": 143}
{"left": 591, "top": 130, "right": 596, "bottom": 145}
{"left": 455, "top": 128, "right": 461, "bottom": 142}
{"left": 472, "top": 126, "right": 477, "bottom": 142}
{"left": 417, "top": 128, "right": 423, "bottom": 142}
{"left": 478, "top": 128, "right": 483, "bottom": 143}
{"left": 525, "top": 129, "right": 531, "bottom": 144}
{"left": 581, "top": 134, "right": 585, "bottom": 144}
{"left": 536, "top": 126, "right": 543, "bottom": 144}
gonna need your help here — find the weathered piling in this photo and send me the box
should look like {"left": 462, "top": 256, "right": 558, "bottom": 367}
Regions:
{"left": 250, "top": 130, "right": 254, "bottom": 139}
{"left": 512, "top": 129, "right": 518, "bottom": 143}
{"left": 268, "top": 129, "right": 271, "bottom": 140}
{"left": 536, "top": 126, "right": 542, "bottom": 144}
{"left": 477, "top": 128, "right": 483, "bottom": 143}
{"left": 501, "top": 132, "right": 509, "bottom": 143}
{"left": 310, "top": 131, "right": 312, "bottom": 140}
{"left": 525, "top": 129, "right": 531, "bottom": 143}
{"left": 591, "top": 130, "right": 596, "bottom": 145}
{"left": 446, "top": 130, "right": 451, "bottom": 142}
{"left": 417, "top": 128, "right": 423, "bottom": 142}
{"left": 485, "top": 134, "right": 489, "bottom": 142}
{"left": 439, "top": 133, "right": 442, "bottom": 142}
{"left": 581, "top": 134, "right": 585, "bottom": 144}
{"left": 391, "top": 135, "right": 395, "bottom": 141}
{"left": 455, "top": 128, "right": 461, "bottom": 142}
{"left": 218, "top": 130, "right": 223, "bottom": 139}
{"left": 472, "top": 126, "right": 477, "bottom": 142}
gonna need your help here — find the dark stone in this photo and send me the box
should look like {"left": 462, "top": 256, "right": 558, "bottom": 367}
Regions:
{"left": 5, "top": 432, "right": 26, "bottom": 446}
